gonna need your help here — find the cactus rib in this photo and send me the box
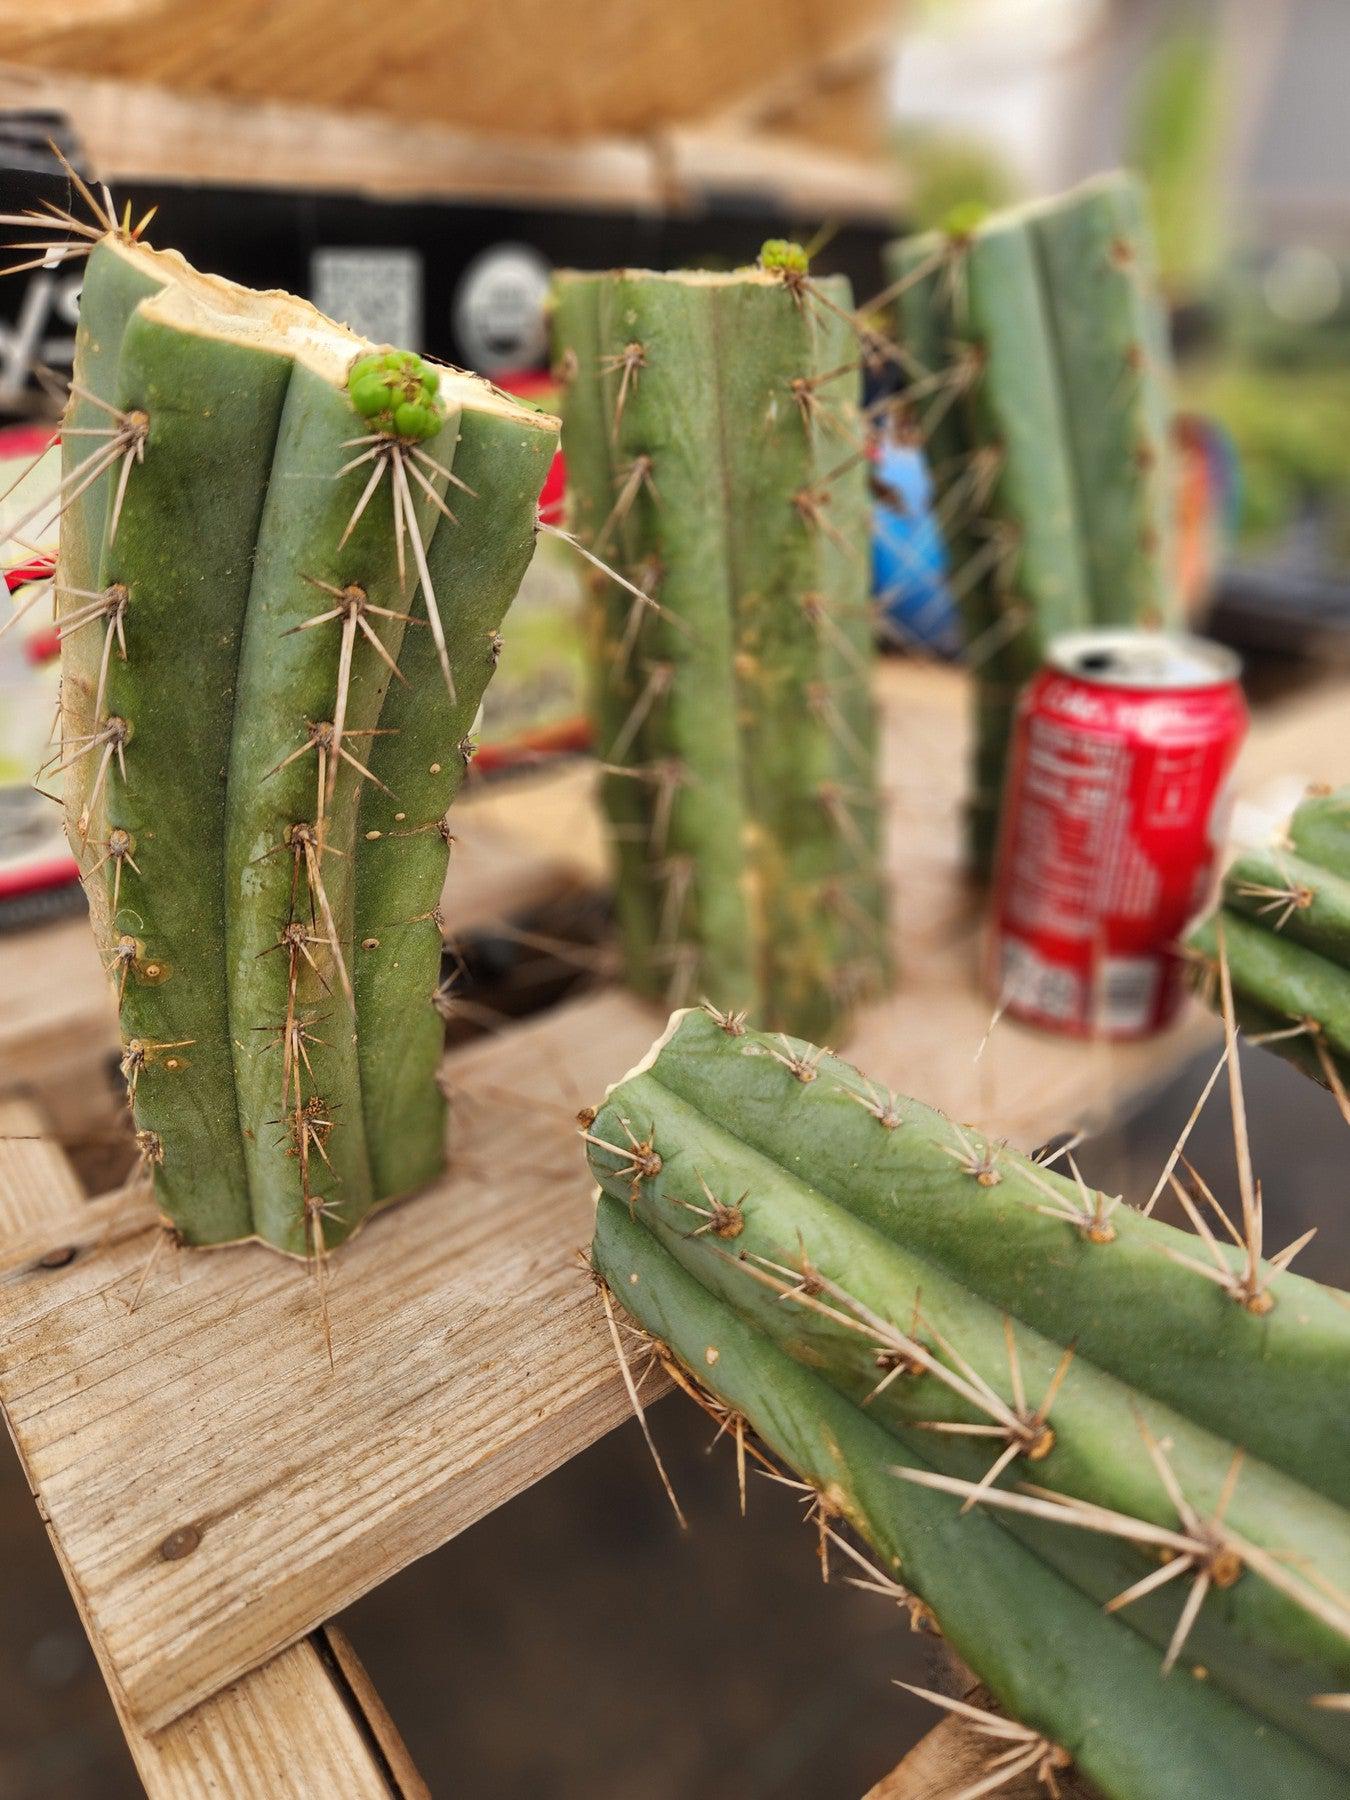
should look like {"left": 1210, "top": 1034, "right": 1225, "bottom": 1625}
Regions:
{"left": 353, "top": 398, "right": 559, "bottom": 1202}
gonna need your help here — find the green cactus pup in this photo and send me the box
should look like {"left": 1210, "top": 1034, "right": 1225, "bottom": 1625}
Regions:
{"left": 10, "top": 180, "right": 558, "bottom": 1257}
{"left": 551, "top": 244, "right": 890, "bottom": 1044}
{"left": 1187, "top": 783, "right": 1350, "bottom": 1114}
{"left": 588, "top": 1005, "right": 1350, "bottom": 1800}
{"left": 886, "top": 172, "right": 1177, "bottom": 875}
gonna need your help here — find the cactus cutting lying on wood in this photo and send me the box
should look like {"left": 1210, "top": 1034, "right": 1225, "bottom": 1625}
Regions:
{"left": 1187, "top": 784, "right": 1350, "bottom": 1121}
{"left": 551, "top": 244, "right": 890, "bottom": 1043}
{"left": 3, "top": 167, "right": 559, "bottom": 1256}
{"left": 886, "top": 172, "right": 1177, "bottom": 875}
{"left": 587, "top": 1004, "right": 1350, "bottom": 1800}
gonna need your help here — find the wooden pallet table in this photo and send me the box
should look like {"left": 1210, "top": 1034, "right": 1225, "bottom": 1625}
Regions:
{"left": 1, "top": 660, "right": 1346, "bottom": 1793}
{"left": 0, "top": 1095, "right": 431, "bottom": 1798}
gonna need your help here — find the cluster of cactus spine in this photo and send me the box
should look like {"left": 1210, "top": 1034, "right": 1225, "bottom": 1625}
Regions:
{"left": 5, "top": 166, "right": 558, "bottom": 1256}
{"left": 1187, "top": 783, "right": 1350, "bottom": 1116}
{"left": 588, "top": 1005, "right": 1350, "bottom": 1800}
{"left": 886, "top": 171, "right": 1178, "bottom": 875}
{"left": 551, "top": 246, "right": 890, "bottom": 1044}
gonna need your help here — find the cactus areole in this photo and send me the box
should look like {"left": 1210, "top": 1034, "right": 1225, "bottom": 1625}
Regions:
{"left": 47, "top": 227, "right": 559, "bottom": 1255}
{"left": 588, "top": 1008, "right": 1350, "bottom": 1800}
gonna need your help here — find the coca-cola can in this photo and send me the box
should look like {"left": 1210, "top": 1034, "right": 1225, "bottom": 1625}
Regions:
{"left": 989, "top": 629, "right": 1247, "bottom": 1039}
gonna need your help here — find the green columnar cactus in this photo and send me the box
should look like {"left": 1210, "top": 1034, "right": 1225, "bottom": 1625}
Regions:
{"left": 1187, "top": 785, "right": 1350, "bottom": 1106}
{"left": 887, "top": 172, "right": 1177, "bottom": 875}
{"left": 552, "top": 250, "right": 890, "bottom": 1043}
{"left": 588, "top": 1008, "right": 1350, "bottom": 1800}
{"left": 33, "top": 216, "right": 558, "bottom": 1255}
{"left": 1028, "top": 175, "right": 1175, "bottom": 630}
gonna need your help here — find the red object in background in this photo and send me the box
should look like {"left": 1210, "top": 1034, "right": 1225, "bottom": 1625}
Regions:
{"left": 0, "top": 428, "right": 78, "bottom": 910}
{"left": 6, "top": 553, "right": 60, "bottom": 664}
{"left": 988, "top": 631, "right": 1247, "bottom": 1040}
{"left": 5, "top": 554, "right": 55, "bottom": 593}
{"left": 468, "top": 716, "right": 592, "bottom": 776}
{"left": 3, "top": 422, "right": 60, "bottom": 658}
{"left": 493, "top": 371, "right": 565, "bottom": 519}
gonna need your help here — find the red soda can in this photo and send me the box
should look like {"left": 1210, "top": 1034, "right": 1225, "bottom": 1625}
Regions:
{"left": 989, "top": 630, "right": 1247, "bottom": 1039}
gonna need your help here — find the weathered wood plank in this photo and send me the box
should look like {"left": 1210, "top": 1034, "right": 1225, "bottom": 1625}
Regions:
{"left": 0, "top": 1094, "right": 86, "bottom": 1228}
{"left": 0, "top": 1100, "right": 428, "bottom": 1798}
{"left": 115, "top": 1627, "right": 429, "bottom": 1800}
{"left": 0, "top": 990, "right": 663, "bottom": 1734}
{"left": 0, "top": 63, "right": 660, "bottom": 208}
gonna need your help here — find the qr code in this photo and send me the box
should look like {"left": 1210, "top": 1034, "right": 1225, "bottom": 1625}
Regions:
{"left": 310, "top": 249, "right": 422, "bottom": 349}
{"left": 1093, "top": 956, "right": 1160, "bottom": 1033}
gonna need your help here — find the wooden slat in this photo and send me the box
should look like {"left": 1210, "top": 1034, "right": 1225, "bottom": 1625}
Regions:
{"left": 0, "top": 63, "right": 654, "bottom": 210}
{"left": 321, "top": 1625, "right": 432, "bottom": 1800}
{"left": 0, "top": 62, "right": 899, "bottom": 217}
{"left": 0, "top": 1094, "right": 86, "bottom": 1228}
{"left": 158, "top": 1627, "right": 429, "bottom": 1799}
{"left": 0, "top": 1099, "right": 429, "bottom": 1797}
{"left": 0, "top": 990, "right": 662, "bottom": 1734}
{"left": 0, "top": 926, "right": 121, "bottom": 1180}
{"left": 115, "top": 1627, "right": 429, "bottom": 1800}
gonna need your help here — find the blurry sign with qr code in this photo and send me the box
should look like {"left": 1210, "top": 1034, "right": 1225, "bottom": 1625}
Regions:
{"left": 310, "top": 248, "right": 423, "bottom": 349}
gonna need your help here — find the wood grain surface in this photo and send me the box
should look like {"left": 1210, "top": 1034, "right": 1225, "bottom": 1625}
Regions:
{"left": 0, "top": 1097, "right": 429, "bottom": 1797}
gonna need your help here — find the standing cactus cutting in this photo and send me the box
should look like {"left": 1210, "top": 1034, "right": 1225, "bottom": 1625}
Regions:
{"left": 551, "top": 243, "right": 891, "bottom": 1044}
{"left": 4, "top": 165, "right": 559, "bottom": 1261}
{"left": 886, "top": 172, "right": 1178, "bottom": 875}
{"left": 587, "top": 1001, "right": 1350, "bottom": 1799}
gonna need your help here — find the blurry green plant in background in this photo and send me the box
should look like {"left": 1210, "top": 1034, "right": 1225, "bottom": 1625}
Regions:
{"left": 1127, "top": 17, "right": 1227, "bottom": 302}
{"left": 891, "top": 125, "right": 1021, "bottom": 234}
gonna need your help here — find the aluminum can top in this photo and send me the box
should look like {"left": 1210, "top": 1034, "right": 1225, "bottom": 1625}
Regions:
{"left": 1045, "top": 629, "right": 1240, "bottom": 693}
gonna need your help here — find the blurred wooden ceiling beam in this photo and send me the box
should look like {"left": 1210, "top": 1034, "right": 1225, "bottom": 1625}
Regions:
{"left": 695, "top": 17, "right": 900, "bottom": 161}
{"left": 0, "top": 63, "right": 901, "bottom": 218}
{"left": 0, "top": 0, "right": 900, "bottom": 144}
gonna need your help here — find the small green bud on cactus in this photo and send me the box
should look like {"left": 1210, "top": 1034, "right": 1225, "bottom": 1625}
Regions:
{"left": 758, "top": 238, "right": 810, "bottom": 274}
{"left": 346, "top": 348, "right": 446, "bottom": 440}
{"left": 942, "top": 198, "right": 990, "bottom": 239}
{"left": 589, "top": 1007, "right": 1350, "bottom": 1800}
